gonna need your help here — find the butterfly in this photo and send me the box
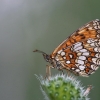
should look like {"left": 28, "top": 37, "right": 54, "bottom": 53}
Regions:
{"left": 34, "top": 19, "right": 100, "bottom": 77}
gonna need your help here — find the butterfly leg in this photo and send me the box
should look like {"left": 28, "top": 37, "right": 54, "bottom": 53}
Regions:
{"left": 66, "top": 70, "right": 71, "bottom": 76}
{"left": 45, "top": 65, "right": 52, "bottom": 80}
{"left": 61, "top": 70, "right": 64, "bottom": 75}
{"left": 84, "top": 85, "right": 92, "bottom": 96}
{"left": 59, "top": 66, "right": 71, "bottom": 76}
{"left": 58, "top": 68, "right": 64, "bottom": 75}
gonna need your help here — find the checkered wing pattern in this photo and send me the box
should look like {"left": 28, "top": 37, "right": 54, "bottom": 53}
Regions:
{"left": 51, "top": 19, "right": 100, "bottom": 77}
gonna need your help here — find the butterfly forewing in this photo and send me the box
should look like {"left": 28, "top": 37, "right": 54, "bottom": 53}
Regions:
{"left": 51, "top": 19, "right": 100, "bottom": 77}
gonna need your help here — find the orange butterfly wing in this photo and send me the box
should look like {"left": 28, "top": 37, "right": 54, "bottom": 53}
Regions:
{"left": 50, "top": 19, "right": 100, "bottom": 76}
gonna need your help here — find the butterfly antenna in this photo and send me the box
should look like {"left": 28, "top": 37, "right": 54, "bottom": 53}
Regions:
{"left": 33, "top": 49, "right": 46, "bottom": 55}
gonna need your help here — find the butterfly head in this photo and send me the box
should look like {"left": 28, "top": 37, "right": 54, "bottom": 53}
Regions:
{"left": 33, "top": 49, "right": 62, "bottom": 69}
{"left": 33, "top": 49, "right": 51, "bottom": 62}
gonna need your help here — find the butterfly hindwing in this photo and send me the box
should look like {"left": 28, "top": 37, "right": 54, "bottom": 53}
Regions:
{"left": 51, "top": 19, "right": 100, "bottom": 77}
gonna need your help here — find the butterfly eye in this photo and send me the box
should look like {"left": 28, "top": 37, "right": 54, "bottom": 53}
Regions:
{"left": 43, "top": 54, "right": 50, "bottom": 62}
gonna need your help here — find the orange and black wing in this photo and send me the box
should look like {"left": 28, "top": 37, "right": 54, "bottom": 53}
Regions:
{"left": 51, "top": 19, "right": 100, "bottom": 77}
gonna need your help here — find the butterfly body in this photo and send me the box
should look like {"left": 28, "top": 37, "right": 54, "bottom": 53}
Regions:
{"left": 34, "top": 19, "right": 100, "bottom": 77}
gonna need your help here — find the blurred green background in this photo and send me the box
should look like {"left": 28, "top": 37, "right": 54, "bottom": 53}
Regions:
{"left": 0, "top": 0, "right": 100, "bottom": 100}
